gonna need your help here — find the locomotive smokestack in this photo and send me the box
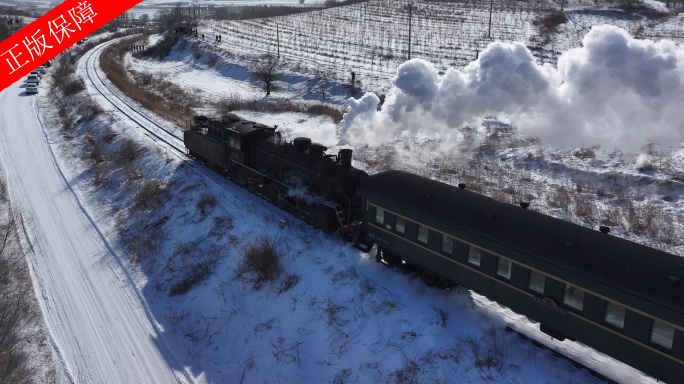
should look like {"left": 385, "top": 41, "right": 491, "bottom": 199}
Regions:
{"left": 309, "top": 143, "right": 326, "bottom": 159}
{"left": 293, "top": 137, "right": 312, "bottom": 152}
{"left": 339, "top": 149, "right": 352, "bottom": 168}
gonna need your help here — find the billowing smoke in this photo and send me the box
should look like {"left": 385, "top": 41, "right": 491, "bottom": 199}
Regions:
{"left": 339, "top": 25, "right": 684, "bottom": 153}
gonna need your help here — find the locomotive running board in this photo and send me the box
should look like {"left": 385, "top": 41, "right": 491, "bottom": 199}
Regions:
{"left": 353, "top": 238, "right": 374, "bottom": 253}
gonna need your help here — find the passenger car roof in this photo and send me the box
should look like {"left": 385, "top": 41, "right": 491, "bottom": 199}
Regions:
{"left": 359, "top": 170, "right": 684, "bottom": 313}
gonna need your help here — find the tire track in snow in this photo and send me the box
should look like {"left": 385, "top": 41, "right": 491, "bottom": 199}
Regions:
{"left": 0, "top": 73, "right": 192, "bottom": 383}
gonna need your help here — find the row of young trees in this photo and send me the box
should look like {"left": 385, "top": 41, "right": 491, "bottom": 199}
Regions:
{"left": 0, "top": 6, "right": 27, "bottom": 43}
{"left": 151, "top": 0, "right": 373, "bottom": 32}
{"left": 0, "top": 21, "right": 10, "bottom": 43}
{"left": 0, "top": 195, "right": 35, "bottom": 382}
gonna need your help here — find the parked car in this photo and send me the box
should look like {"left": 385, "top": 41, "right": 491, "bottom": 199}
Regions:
{"left": 30, "top": 70, "right": 41, "bottom": 78}
{"left": 36, "top": 66, "right": 46, "bottom": 74}
{"left": 25, "top": 84, "right": 38, "bottom": 94}
{"left": 26, "top": 75, "right": 39, "bottom": 85}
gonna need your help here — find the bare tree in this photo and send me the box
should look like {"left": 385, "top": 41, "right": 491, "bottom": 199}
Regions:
{"left": 0, "top": 208, "right": 32, "bottom": 383}
{"left": 251, "top": 54, "right": 280, "bottom": 96}
{"left": 0, "top": 20, "right": 10, "bottom": 43}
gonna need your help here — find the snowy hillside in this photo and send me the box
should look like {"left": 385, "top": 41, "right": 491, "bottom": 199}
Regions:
{"left": 1, "top": 0, "right": 684, "bottom": 383}
{"left": 32, "top": 40, "right": 631, "bottom": 383}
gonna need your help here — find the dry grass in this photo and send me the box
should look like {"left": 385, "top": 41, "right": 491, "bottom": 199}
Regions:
{"left": 107, "top": 33, "right": 347, "bottom": 123}
{"left": 100, "top": 36, "right": 195, "bottom": 127}
{"left": 573, "top": 195, "right": 596, "bottom": 222}
{"left": 466, "top": 328, "right": 507, "bottom": 374}
{"left": 217, "top": 94, "right": 345, "bottom": 122}
{"left": 169, "top": 243, "right": 223, "bottom": 296}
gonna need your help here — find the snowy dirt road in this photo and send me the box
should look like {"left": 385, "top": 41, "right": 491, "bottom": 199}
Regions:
{"left": 0, "top": 81, "right": 190, "bottom": 383}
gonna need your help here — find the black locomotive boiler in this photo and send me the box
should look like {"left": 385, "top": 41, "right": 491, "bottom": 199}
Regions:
{"left": 184, "top": 114, "right": 368, "bottom": 233}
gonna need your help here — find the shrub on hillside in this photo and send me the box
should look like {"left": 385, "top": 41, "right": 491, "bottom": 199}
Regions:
{"left": 534, "top": 11, "right": 567, "bottom": 32}
{"left": 144, "top": 33, "right": 178, "bottom": 59}
{"left": 196, "top": 194, "right": 218, "bottom": 214}
{"left": 61, "top": 78, "right": 85, "bottom": 97}
{"left": 131, "top": 180, "right": 166, "bottom": 211}
{"left": 306, "top": 103, "right": 344, "bottom": 122}
{"left": 114, "top": 138, "right": 141, "bottom": 166}
{"left": 236, "top": 236, "right": 282, "bottom": 286}
{"left": 75, "top": 97, "right": 104, "bottom": 122}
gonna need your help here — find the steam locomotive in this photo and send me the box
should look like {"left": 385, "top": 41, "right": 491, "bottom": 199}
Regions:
{"left": 184, "top": 113, "right": 368, "bottom": 234}
{"left": 185, "top": 114, "right": 684, "bottom": 383}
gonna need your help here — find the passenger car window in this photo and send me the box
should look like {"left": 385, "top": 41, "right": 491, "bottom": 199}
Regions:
{"left": 416, "top": 224, "right": 428, "bottom": 244}
{"left": 528, "top": 270, "right": 545, "bottom": 294}
{"left": 467, "top": 246, "right": 481, "bottom": 266}
{"left": 441, "top": 234, "right": 453, "bottom": 254}
{"left": 604, "top": 302, "right": 626, "bottom": 329}
{"left": 395, "top": 216, "right": 405, "bottom": 234}
{"left": 496, "top": 257, "right": 512, "bottom": 279}
{"left": 563, "top": 284, "right": 584, "bottom": 311}
{"left": 375, "top": 207, "right": 384, "bottom": 225}
{"left": 650, "top": 320, "right": 675, "bottom": 350}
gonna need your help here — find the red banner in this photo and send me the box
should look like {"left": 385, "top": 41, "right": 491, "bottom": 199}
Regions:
{"left": 0, "top": 0, "right": 142, "bottom": 93}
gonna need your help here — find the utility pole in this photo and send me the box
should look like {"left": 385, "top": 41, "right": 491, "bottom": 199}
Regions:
{"left": 408, "top": 3, "right": 412, "bottom": 60}
{"left": 488, "top": 0, "right": 494, "bottom": 39}
{"left": 276, "top": 23, "right": 280, "bottom": 58}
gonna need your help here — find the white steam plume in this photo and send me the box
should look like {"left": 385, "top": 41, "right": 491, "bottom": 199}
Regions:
{"left": 339, "top": 25, "right": 684, "bottom": 153}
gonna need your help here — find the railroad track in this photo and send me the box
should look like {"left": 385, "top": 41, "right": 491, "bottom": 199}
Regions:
{"left": 81, "top": 38, "right": 186, "bottom": 156}
{"left": 79, "top": 37, "right": 255, "bottom": 201}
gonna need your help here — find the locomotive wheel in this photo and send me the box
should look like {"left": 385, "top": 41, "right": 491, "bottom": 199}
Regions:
{"left": 267, "top": 182, "right": 280, "bottom": 206}
{"left": 230, "top": 167, "right": 241, "bottom": 182}
{"left": 236, "top": 168, "right": 248, "bottom": 188}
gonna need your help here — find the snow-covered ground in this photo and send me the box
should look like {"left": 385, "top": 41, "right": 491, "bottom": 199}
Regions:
{"left": 26, "top": 35, "right": 669, "bottom": 384}
{"left": 1, "top": 0, "right": 683, "bottom": 383}
{"left": 0, "top": 80, "right": 192, "bottom": 383}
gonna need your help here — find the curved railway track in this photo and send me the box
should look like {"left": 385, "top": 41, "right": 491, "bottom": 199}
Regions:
{"left": 81, "top": 38, "right": 186, "bottom": 155}
{"left": 79, "top": 37, "right": 252, "bottom": 200}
